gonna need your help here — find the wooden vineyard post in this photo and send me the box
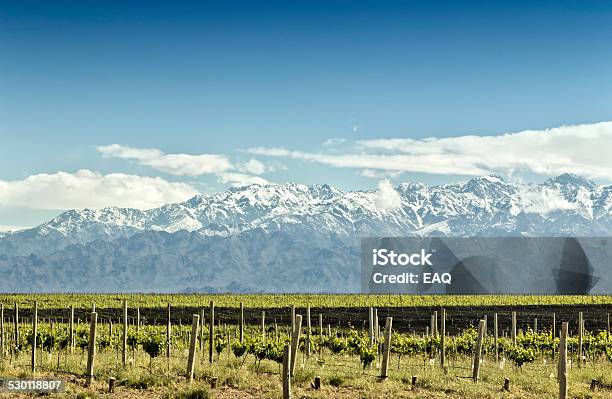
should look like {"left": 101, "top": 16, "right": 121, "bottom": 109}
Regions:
{"left": 374, "top": 308, "right": 379, "bottom": 341}
{"left": 380, "top": 317, "right": 393, "bottom": 379}
{"left": 122, "top": 300, "right": 128, "bottom": 366}
{"left": 261, "top": 311, "right": 266, "bottom": 339}
{"left": 199, "top": 308, "right": 205, "bottom": 352}
{"left": 290, "top": 314, "right": 302, "bottom": 377}
{"left": 494, "top": 313, "right": 499, "bottom": 363}
{"left": 511, "top": 311, "right": 517, "bottom": 345}
{"left": 282, "top": 344, "right": 292, "bottom": 399}
{"left": 482, "top": 315, "right": 487, "bottom": 369}
{"left": 166, "top": 303, "right": 172, "bottom": 360}
{"left": 433, "top": 310, "right": 438, "bottom": 337}
{"left": 368, "top": 306, "right": 378, "bottom": 368}
{"left": 607, "top": 313, "right": 610, "bottom": 341}
{"left": 440, "top": 308, "right": 446, "bottom": 369}
{"left": 558, "top": 322, "right": 568, "bottom": 399}
{"left": 209, "top": 301, "right": 214, "bottom": 364}
{"left": 0, "top": 303, "right": 4, "bottom": 360}
{"left": 186, "top": 314, "right": 200, "bottom": 382}
{"left": 374, "top": 308, "right": 380, "bottom": 358}
{"left": 318, "top": 313, "right": 323, "bottom": 357}
{"left": 31, "top": 301, "right": 37, "bottom": 373}
{"left": 239, "top": 302, "right": 244, "bottom": 343}
{"left": 290, "top": 305, "right": 296, "bottom": 336}
{"left": 306, "top": 306, "right": 311, "bottom": 357}
{"left": 69, "top": 306, "right": 75, "bottom": 353}
{"left": 430, "top": 315, "right": 435, "bottom": 337}
{"left": 368, "top": 307, "right": 374, "bottom": 348}
{"left": 13, "top": 303, "right": 19, "bottom": 356}
{"left": 552, "top": 313, "right": 556, "bottom": 358}
{"left": 534, "top": 318, "right": 538, "bottom": 333}
{"left": 85, "top": 312, "right": 98, "bottom": 387}
{"left": 136, "top": 307, "right": 140, "bottom": 333}
{"left": 578, "top": 312, "right": 583, "bottom": 367}
{"left": 472, "top": 319, "right": 485, "bottom": 382}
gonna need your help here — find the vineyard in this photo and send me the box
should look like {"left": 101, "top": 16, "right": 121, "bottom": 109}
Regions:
{"left": 1, "top": 294, "right": 611, "bottom": 310}
{"left": 0, "top": 300, "right": 611, "bottom": 398}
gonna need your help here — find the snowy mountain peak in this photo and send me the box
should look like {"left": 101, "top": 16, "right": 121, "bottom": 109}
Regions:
{"left": 2, "top": 174, "right": 612, "bottom": 292}
{"left": 457, "top": 174, "right": 510, "bottom": 192}
{"left": 41, "top": 207, "right": 147, "bottom": 235}
{"left": 545, "top": 173, "right": 596, "bottom": 189}
{"left": 2, "top": 174, "right": 612, "bottom": 259}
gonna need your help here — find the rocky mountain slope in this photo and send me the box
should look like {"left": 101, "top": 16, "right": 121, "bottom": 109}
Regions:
{"left": 1, "top": 173, "right": 611, "bottom": 292}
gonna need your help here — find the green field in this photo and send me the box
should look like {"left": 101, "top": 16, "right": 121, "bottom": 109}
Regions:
{"left": 1, "top": 294, "right": 611, "bottom": 310}
{"left": 0, "top": 315, "right": 611, "bottom": 398}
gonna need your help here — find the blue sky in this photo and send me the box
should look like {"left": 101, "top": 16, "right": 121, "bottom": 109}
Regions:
{"left": 1, "top": 1, "right": 612, "bottom": 228}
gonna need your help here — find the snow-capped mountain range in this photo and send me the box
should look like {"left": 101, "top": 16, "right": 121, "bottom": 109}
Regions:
{"left": 1, "top": 173, "right": 611, "bottom": 293}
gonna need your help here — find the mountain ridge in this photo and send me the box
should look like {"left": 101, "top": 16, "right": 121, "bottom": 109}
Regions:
{"left": 1, "top": 173, "right": 611, "bottom": 292}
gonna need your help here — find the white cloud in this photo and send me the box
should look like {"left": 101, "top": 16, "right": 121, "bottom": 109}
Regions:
{"left": 247, "top": 147, "right": 298, "bottom": 157}
{"left": 355, "top": 121, "right": 612, "bottom": 179}
{"left": 515, "top": 186, "right": 576, "bottom": 214}
{"left": 247, "top": 121, "right": 612, "bottom": 180}
{"left": 374, "top": 179, "right": 402, "bottom": 210}
{"left": 97, "top": 144, "right": 233, "bottom": 176}
{"left": 98, "top": 144, "right": 272, "bottom": 187}
{"left": 322, "top": 138, "right": 348, "bottom": 147}
{"left": 361, "top": 169, "right": 404, "bottom": 179}
{"left": 217, "top": 172, "right": 269, "bottom": 187}
{"left": 97, "top": 144, "right": 164, "bottom": 160}
{"left": 0, "top": 170, "right": 199, "bottom": 210}
{"left": 247, "top": 147, "right": 487, "bottom": 175}
{"left": 237, "top": 159, "right": 267, "bottom": 175}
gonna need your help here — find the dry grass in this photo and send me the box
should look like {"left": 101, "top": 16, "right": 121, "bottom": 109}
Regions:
{"left": 1, "top": 347, "right": 611, "bottom": 398}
